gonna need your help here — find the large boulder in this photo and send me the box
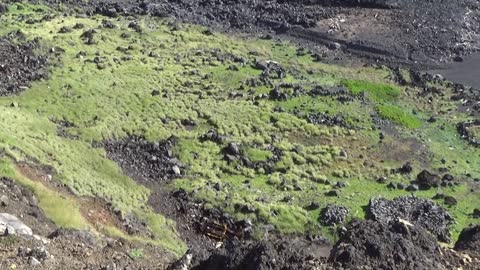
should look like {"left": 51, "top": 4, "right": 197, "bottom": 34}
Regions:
{"left": 0, "top": 213, "right": 33, "bottom": 236}
{"left": 416, "top": 170, "right": 440, "bottom": 189}
{"left": 455, "top": 225, "right": 480, "bottom": 256}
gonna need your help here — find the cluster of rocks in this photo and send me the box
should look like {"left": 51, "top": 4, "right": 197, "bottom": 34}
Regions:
{"left": 386, "top": 169, "right": 458, "bottom": 192}
{"left": 222, "top": 142, "right": 282, "bottom": 173}
{"left": 103, "top": 136, "right": 184, "bottom": 183}
{"left": 0, "top": 32, "right": 48, "bottom": 95}
{"left": 309, "top": 85, "right": 353, "bottom": 102}
{"left": 199, "top": 129, "right": 227, "bottom": 144}
{"left": 307, "top": 113, "right": 350, "bottom": 128}
{"left": 320, "top": 204, "right": 349, "bottom": 226}
{"left": 457, "top": 120, "right": 480, "bottom": 147}
{"left": 254, "top": 60, "right": 287, "bottom": 79}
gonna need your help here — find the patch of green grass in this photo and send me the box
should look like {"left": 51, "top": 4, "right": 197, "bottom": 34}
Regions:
{"left": 0, "top": 158, "right": 89, "bottom": 229}
{"left": 6, "top": 3, "right": 49, "bottom": 15}
{"left": 244, "top": 147, "right": 273, "bottom": 162}
{"left": 343, "top": 79, "right": 401, "bottom": 102}
{"left": 0, "top": 235, "right": 18, "bottom": 246}
{"left": 377, "top": 104, "right": 423, "bottom": 129}
{"left": 130, "top": 248, "right": 144, "bottom": 259}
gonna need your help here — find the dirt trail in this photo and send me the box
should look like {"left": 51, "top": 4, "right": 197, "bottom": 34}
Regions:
{"left": 430, "top": 54, "right": 480, "bottom": 89}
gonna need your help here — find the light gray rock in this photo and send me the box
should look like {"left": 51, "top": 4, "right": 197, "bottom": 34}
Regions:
{"left": 29, "top": 256, "right": 41, "bottom": 267}
{"left": 0, "top": 195, "right": 8, "bottom": 207}
{"left": 0, "top": 213, "right": 33, "bottom": 236}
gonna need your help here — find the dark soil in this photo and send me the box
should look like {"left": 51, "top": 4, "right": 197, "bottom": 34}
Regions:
{"left": 0, "top": 32, "right": 48, "bottom": 95}
{"left": 193, "top": 236, "right": 331, "bottom": 270}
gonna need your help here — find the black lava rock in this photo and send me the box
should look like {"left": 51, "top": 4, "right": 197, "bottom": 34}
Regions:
{"left": 416, "top": 170, "right": 440, "bottom": 189}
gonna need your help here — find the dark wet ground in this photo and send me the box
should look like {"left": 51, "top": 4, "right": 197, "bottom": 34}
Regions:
{"left": 430, "top": 54, "right": 480, "bottom": 89}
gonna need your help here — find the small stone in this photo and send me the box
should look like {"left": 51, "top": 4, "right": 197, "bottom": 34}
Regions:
{"left": 442, "top": 174, "right": 454, "bottom": 181}
{"left": 405, "top": 184, "right": 419, "bottom": 192}
{"left": 120, "top": 32, "right": 131, "bottom": 39}
{"left": 387, "top": 182, "right": 396, "bottom": 189}
{"left": 377, "top": 177, "right": 388, "bottom": 184}
{"left": 151, "top": 89, "right": 160, "bottom": 96}
{"left": 321, "top": 204, "right": 349, "bottom": 226}
{"left": 328, "top": 42, "right": 341, "bottom": 50}
{"left": 29, "top": 257, "right": 41, "bottom": 267}
{"left": 334, "top": 182, "right": 347, "bottom": 189}
{"left": 73, "top": 23, "right": 85, "bottom": 29}
{"left": 0, "top": 195, "right": 8, "bottom": 207}
{"left": 58, "top": 26, "right": 71, "bottom": 33}
{"left": 213, "top": 182, "right": 222, "bottom": 191}
{"left": 172, "top": 166, "right": 181, "bottom": 175}
{"left": 326, "top": 190, "right": 340, "bottom": 197}
{"left": 239, "top": 204, "right": 256, "bottom": 214}
{"left": 427, "top": 116, "right": 437, "bottom": 123}
{"left": 225, "top": 143, "right": 241, "bottom": 156}
{"left": 304, "top": 202, "right": 320, "bottom": 210}
{"left": 396, "top": 183, "right": 406, "bottom": 190}
{"left": 444, "top": 196, "right": 457, "bottom": 206}
{"left": 399, "top": 162, "right": 413, "bottom": 174}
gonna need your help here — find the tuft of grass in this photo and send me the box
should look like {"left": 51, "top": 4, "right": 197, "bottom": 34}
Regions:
{"left": 342, "top": 79, "right": 401, "bottom": 102}
{"left": 244, "top": 147, "right": 273, "bottom": 162}
{"left": 130, "top": 248, "right": 144, "bottom": 259}
{"left": 377, "top": 104, "right": 423, "bottom": 129}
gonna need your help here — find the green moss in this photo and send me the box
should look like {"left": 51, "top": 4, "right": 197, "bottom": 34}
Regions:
{"left": 343, "top": 79, "right": 401, "bottom": 102}
{"left": 377, "top": 104, "right": 423, "bottom": 129}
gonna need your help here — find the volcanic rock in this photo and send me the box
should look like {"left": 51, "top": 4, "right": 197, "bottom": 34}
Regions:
{"left": 368, "top": 196, "right": 454, "bottom": 242}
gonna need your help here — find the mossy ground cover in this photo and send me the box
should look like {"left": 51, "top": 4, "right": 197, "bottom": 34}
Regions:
{"left": 0, "top": 1, "right": 478, "bottom": 253}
